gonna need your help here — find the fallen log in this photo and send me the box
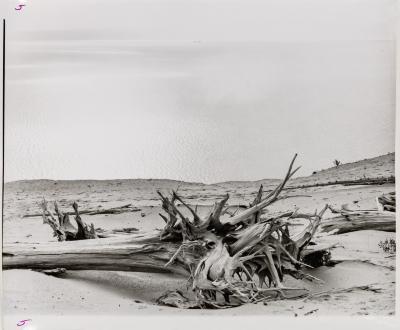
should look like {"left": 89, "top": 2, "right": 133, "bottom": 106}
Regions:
{"left": 23, "top": 203, "right": 141, "bottom": 218}
{"left": 377, "top": 192, "right": 396, "bottom": 212}
{"left": 284, "top": 175, "right": 395, "bottom": 191}
{"left": 3, "top": 231, "right": 187, "bottom": 275}
{"left": 321, "top": 211, "right": 396, "bottom": 234}
{"left": 98, "top": 227, "right": 139, "bottom": 234}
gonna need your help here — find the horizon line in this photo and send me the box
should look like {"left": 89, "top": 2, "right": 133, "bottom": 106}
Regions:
{"left": 4, "top": 151, "right": 395, "bottom": 186}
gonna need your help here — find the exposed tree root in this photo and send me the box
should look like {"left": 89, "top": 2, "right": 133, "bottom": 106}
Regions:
{"left": 153, "top": 154, "right": 331, "bottom": 307}
{"left": 41, "top": 199, "right": 98, "bottom": 241}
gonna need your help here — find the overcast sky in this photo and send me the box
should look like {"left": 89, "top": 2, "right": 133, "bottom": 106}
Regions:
{"left": 3, "top": 0, "right": 396, "bottom": 183}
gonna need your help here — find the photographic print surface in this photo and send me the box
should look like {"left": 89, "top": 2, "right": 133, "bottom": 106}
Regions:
{"left": 1, "top": 0, "right": 396, "bottom": 323}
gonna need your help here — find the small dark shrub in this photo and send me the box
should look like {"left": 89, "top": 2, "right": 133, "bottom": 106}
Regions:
{"left": 378, "top": 238, "right": 396, "bottom": 253}
{"left": 333, "top": 159, "right": 341, "bottom": 167}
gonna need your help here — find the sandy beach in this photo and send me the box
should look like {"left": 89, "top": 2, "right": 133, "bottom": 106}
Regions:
{"left": 2, "top": 153, "right": 395, "bottom": 316}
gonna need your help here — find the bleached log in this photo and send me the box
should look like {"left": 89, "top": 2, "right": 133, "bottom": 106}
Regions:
{"left": 320, "top": 212, "right": 396, "bottom": 234}
{"left": 377, "top": 192, "right": 396, "bottom": 212}
{"left": 3, "top": 231, "right": 188, "bottom": 275}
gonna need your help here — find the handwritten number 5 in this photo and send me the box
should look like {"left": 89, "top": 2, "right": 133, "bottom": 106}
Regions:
{"left": 15, "top": 4, "right": 26, "bottom": 11}
{"left": 17, "top": 319, "right": 31, "bottom": 326}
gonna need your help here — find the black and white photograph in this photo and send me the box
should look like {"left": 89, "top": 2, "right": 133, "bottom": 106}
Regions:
{"left": 1, "top": 0, "right": 398, "bottom": 328}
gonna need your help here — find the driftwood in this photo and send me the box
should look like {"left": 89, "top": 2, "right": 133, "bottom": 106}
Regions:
{"left": 97, "top": 227, "right": 139, "bottom": 234}
{"left": 321, "top": 213, "right": 395, "bottom": 234}
{"left": 320, "top": 205, "right": 396, "bottom": 234}
{"left": 377, "top": 192, "right": 396, "bottom": 212}
{"left": 41, "top": 199, "right": 141, "bottom": 240}
{"left": 22, "top": 178, "right": 393, "bottom": 219}
{"left": 3, "top": 155, "right": 396, "bottom": 308}
{"left": 284, "top": 176, "right": 395, "bottom": 191}
{"left": 36, "top": 268, "right": 66, "bottom": 277}
{"left": 4, "top": 155, "right": 333, "bottom": 308}
{"left": 41, "top": 200, "right": 98, "bottom": 241}
{"left": 3, "top": 232, "right": 188, "bottom": 275}
{"left": 23, "top": 203, "right": 141, "bottom": 218}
